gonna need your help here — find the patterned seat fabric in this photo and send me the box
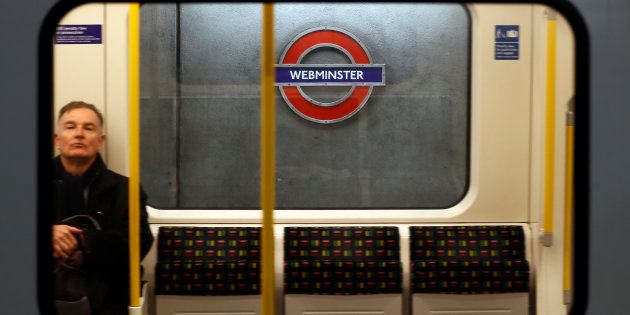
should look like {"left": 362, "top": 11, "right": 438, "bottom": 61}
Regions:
{"left": 155, "top": 226, "right": 260, "bottom": 295}
{"left": 284, "top": 226, "right": 402, "bottom": 295}
{"left": 410, "top": 226, "right": 529, "bottom": 294}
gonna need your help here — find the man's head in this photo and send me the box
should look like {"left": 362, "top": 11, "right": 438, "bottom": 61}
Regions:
{"left": 54, "top": 101, "right": 105, "bottom": 164}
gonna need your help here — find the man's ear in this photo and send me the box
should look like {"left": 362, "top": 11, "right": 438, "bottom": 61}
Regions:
{"left": 53, "top": 132, "right": 59, "bottom": 150}
{"left": 98, "top": 134, "right": 106, "bottom": 148}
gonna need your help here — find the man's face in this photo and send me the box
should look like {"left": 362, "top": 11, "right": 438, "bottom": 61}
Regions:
{"left": 54, "top": 108, "right": 105, "bottom": 161}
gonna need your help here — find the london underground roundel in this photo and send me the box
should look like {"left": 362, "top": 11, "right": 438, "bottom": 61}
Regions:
{"left": 275, "top": 27, "right": 386, "bottom": 124}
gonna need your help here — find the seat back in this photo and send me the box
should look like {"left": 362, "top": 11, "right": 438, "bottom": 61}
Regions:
{"left": 155, "top": 226, "right": 260, "bottom": 296}
{"left": 158, "top": 226, "right": 260, "bottom": 261}
{"left": 284, "top": 226, "right": 402, "bottom": 295}
{"left": 285, "top": 226, "right": 400, "bottom": 261}
{"left": 410, "top": 225, "right": 529, "bottom": 294}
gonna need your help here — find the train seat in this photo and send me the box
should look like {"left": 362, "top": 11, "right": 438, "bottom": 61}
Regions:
{"left": 154, "top": 226, "right": 261, "bottom": 315}
{"left": 410, "top": 225, "right": 530, "bottom": 315}
{"left": 284, "top": 226, "right": 403, "bottom": 315}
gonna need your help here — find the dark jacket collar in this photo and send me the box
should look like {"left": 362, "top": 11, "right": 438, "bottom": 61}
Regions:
{"left": 54, "top": 153, "right": 106, "bottom": 184}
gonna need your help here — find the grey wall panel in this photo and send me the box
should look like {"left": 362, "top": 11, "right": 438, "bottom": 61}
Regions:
{"left": 0, "top": 0, "right": 54, "bottom": 313}
{"left": 140, "top": 3, "right": 177, "bottom": 98}
{"left": 142, "top": 3, "right": 470, "bottom": 209}
{"left": 275, "top": 3, "right": 470, "bottom": 99}
{"left": 180, "top": 4, "right": 262, "bottom": 86}
{"left": 140, "top": 98, "right": 178, "bottom": 207}
{"left": 179, "top": 98, "right": 260, "bottom": 208}
{"left": 276, "top": 95, "right": 365, "bottom": 208}
{"left": 569, "top": 0, "right": 630, "bottom": 313}
{"left": 276, "top": 94, "right": 467, "bottom": 209}
{"left": 140, "top": 4, "right": 178, "bottom": 207}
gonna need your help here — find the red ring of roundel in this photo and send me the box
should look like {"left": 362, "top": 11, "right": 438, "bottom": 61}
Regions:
{"left": 281, "top": 29, "right": 372, "bottom": 122}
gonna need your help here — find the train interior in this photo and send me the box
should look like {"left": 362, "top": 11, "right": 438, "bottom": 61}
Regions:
{"left": 52, "top": 3, "right": 577, "bottom": 315}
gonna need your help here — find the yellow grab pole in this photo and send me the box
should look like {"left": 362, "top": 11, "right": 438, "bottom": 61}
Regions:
{"left": 128, "top": 3, "right": 141, "bottom": 309}
{"left": 563, "top": 99, "right": 575, "bottom": 305}
{"left": 260, "top": 3, "right": 276, "bottom": 315}
{"left": 542, "top": 12, "right": 557, "bottom": 247}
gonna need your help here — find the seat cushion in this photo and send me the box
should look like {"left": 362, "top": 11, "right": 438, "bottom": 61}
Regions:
{"left": 285, "top": 260, "right": 402, "bottom": 295}
{"left": 411, "top": 259, "right": 529, "bottom": 294}
{"left": 155, "top": 259, "right": 260, "bottom": 295}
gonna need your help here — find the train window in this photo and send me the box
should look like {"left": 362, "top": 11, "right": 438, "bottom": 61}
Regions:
{"left": 140, "top": 3, "right": 470, "bottom": 209}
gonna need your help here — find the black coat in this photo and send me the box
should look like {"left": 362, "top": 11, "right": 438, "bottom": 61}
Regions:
{"left": 54, "top": 155, "right": 154, "bottom": 315}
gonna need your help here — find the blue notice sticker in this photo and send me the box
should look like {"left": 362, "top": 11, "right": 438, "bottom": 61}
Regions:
{"left": 55, "top": 25, "right": 102, "bottom": 44}
{"left": 495, "top": 25, "right": 519, "bottom": 60}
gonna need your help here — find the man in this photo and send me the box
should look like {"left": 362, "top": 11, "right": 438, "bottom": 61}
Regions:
{"left": 52, "top": 101, "right": 153, "bottom": 315}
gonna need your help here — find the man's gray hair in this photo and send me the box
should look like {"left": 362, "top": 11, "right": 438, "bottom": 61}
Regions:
{"left": 57, "top": 101, "right": 104, "bottom": 131}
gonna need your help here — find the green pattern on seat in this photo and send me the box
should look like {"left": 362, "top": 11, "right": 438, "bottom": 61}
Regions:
{"left": 155, "top": 227, "right": 260, "bottom": 296}
{"left": 410, "top": 226, "right": 529, "bottom": 294}
{"left": 284, "top": 226, "right": 402, "bottom": 295}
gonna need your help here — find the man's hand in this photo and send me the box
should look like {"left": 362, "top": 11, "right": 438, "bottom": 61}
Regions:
{"left": 52, "top": 224, "right": 83, "bottom": 260}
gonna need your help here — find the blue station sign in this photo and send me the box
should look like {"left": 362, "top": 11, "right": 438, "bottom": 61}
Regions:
{"left": 275, "top": 65, "right": 386, "bottom": 86}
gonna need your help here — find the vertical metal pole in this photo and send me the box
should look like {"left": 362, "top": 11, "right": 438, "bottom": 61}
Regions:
{"left": 260, "top": 3, "right": 276, "bottom": 315}
{"left": 128, "top": 2, "right": 141, "bottom": 312}
{"left": 564, "top": 99, "right": 575, "bottom": 305}
{"left": 542, "top": 10, "right": 557, "bottom": 247}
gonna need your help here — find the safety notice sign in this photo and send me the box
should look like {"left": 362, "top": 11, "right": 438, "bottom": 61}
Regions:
{"left": 55, "top": 25, "right": 102, "bottom": 44}
{"left": 495, "top": 25, "right": 519, "bottom": 60}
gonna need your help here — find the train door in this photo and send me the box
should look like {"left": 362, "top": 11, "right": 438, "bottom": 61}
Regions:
{"left": 52, "top": 2, "right": 579, "bottom": 315}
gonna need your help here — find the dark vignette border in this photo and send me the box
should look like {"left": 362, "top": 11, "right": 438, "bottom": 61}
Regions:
{"left": 37, "top": 0, "right": 590, "bottom": 314}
